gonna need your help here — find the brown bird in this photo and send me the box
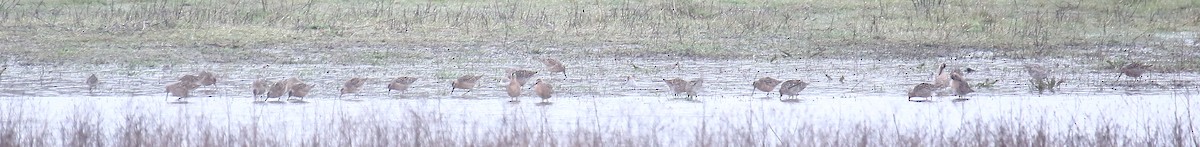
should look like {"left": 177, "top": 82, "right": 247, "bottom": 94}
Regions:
{"left": 1117, "top": 62, "right": 1151, "bottom": 82}
{"left": 541, "top": 58, "right": 567, "bottom": 78}
{"left": 340, "top": 77, "right": 367, "bottom": 98}
{"left": 289, "top": 82, "right": 314, "bottom": 100}
{"left": 266, "top": 77, "right": 301, "bottom": 101}
{"left": 778, "top": 80, "right": 808, "bottom": 100}
{"left": 533, "top": 79, "right": 553, "bottom": 103}
{"left": 752, "top": 77, "right": 782, "bottom": 97}
{"left": 506, "top": 69, "right": 538, "bottom": 86}
{"left": 251, "top": 79, "right": 272, "bottom": 101}
{"left": 506, "top": 80, "right": 522, "bottom": 102}
{"left": 197, "top": 71, "right": 217, "bottom": 86}
{"left": 663, "top": 78, "right": 703, "bottom": 99}
{"left": 165, "top": 81, "right": 200, "bottom": 101}
{"left": 949, "top": 74, "right": 974, "bottom": 97}
{"left": 450, "top": 74, "right": 483, "bottom": 95}
{"left": 178, "top": 74, "right": 200, "bottom": 83}
{"left": 387, "top": 77, "right": 419, "bottom": 96}
{"left": 86, "top": 74, "right": 99, "bottom": 93}
{"left": 933, "top": 64, "right": 951, "bottom": 89}
{"left": 1023, "top": 63, "right": 1049, "bottom": 83}
{"left": 907, "top": 83, "right": 936, "bottom": 101}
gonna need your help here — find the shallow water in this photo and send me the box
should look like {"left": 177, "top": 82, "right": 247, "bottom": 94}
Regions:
{"left": 1, "top": 58, "right": 1198, "bottom": 145}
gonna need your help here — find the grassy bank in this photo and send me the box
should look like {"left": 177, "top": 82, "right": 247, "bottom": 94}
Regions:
{"left": 1, "top": 109, "right": 1196, "bottom": 146}
{"left": 0, "top": 0, "right": 1197, "bottom": 67}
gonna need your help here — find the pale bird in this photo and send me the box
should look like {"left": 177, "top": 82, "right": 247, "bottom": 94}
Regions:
{"left": 506, "top": 80, "right": 522, "bottom": 102}
{"left": 541, "top": 58, "right": 567, "bottom": 78}
{"left": 197, "top": 71, "right": 217, "bottom": 86}
{"left": 907, "top": 83, "right": 936, "bottom": 100}
{"left": 506, "top": 69, "right": 538, "bottom": 86}
{"left": 949, "top": 74, "right": 974, "bottom": 97}
{"left": 1023, "top": 63, "right": 1049, "bottom": 82}
{"left": 662, "top": 78, "right": 703, "bottom": 99}
{"left": 450, "top": 74, "right": 483, "bottom": 95}
{"left": 387, "top": 77, "right": 419, "bottom": 95}
{"left": 340, "top": 77, "right": 367, "bottom": 98}
{"left": 533, "top": 79, "right": 553, "bottom": 103}
{"left": 752, "top": 77, "right": 782, "bottom": 97}
{"left": 266, "top": 77, "right": 301, "bottom": 101}
{"left": 289, "top": 82, "right": 314, "bottom": 100}
{"left": 778, "top": 80, "right": 808, "bottom": 100}
{"left": 251, "top": 79, "right": 272, "bottom": 101}
{"left": 165, "top": 80, "right": 200, "bottom": 101}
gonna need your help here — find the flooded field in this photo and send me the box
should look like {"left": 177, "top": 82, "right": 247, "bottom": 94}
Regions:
{"left": 2, "top": 58, "right": 1198, "bottom": 146}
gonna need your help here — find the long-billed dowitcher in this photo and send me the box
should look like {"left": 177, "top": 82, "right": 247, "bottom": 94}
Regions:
{"left": 1117, "top": 62, "right": 1151, "bottom": 82}
{"left": 387, "top": 76, "right": 418, "bottom": 96}
{"left": 506, "top": 69, "right": 538, "bottom": 86}
{"left": 778, "top": 80, "right": 808, "bottom": 100}
{"left": 450, "top": 74, "right": 483, "bottom": 96}
{"left": 533, "top": 79, "right": 553, "bottom": 103}
{"left": 752, "top": 77, "right": 782, "bottom": 97}
{"left": 541, "top": 58, "right": 566, "bottom": 78}
{"left": 340, "top": 77, "right": 367, "bottom": 98}
{"left": 251, "top": 79, "right": 272, "bottom": 101}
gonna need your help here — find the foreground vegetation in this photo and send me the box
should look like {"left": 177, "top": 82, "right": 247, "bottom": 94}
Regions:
{"left": 0, "top": 0, "right": 1198, "bottom": 69}
{"left": 1, "top": 109, "right": 1196, "bottom": 146}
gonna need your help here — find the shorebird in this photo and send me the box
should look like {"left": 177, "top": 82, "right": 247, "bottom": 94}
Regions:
{"left": 340, "top": 77, "right": 367, "bottom": 98}
{"left": 907, "top": 83, "right": 936, "bottom": 101}
{"left": 663, "top": 78, "right": 703, "bottom": 99}
{"left": 949, "top": 74, "right": 974, "bottom": 96}
{"left": 541, "top": 58, "right": 567, "bottom": 78}
{"left": 251, "top": 79, "right": 272, "bottom": 101}
{"left": 778, "top": 80, "right": 808, "bottom": 100}
{"left": 266, "top": 77, "right": 300, "bottom": 101}
{"left": 1117, "top": 62, "right": 1151, "bottom": 82}
{"left": 289, "top": 82, "right": 314, "bottom": 100}
{"left": 1023, "top": 63, "right": 1049, "bottom": 83}
{"left": 450, "top": 74, "right": 483, "bottom": 96}
{"left": 197, "top": 71, "right": 217, "bottom": 87}
{"left": 86, "top": 74, "right": 99, "bottom": 93}
{"left": 178, "top": 74, "right": 200, "bottom": 83}
{"left": 933, "top": 64, "right": 951, "bottom": 89}
{"left": 752, "top": 77, "right": 782, "bottom": 97}
{"left": 533, "top": 79, "right": 553, "bottom": 103}
{"left": 165, "top": 80, "right": 200, "bottom": 101}
{"left": 387, "top": 77, "right": 418, "bottom": 96}
{"left": 506, "top": 69, "right": 538, "bottom": 86}
{"left": 506, "top": 80, "right": 522, "bottom": 102}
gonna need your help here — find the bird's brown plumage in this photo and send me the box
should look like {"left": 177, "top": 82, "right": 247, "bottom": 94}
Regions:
{"left": 451, "top": 75, "right": 483, "bottom": 95}
{"left": 541, "top": 58, "right": 566, "bottom": 78}
{"left": 533, "top": 79, "right": 553, "bottom": 102}
{"left": 778, "top": 80, "right": 808, "bottom": 99}
{"left": 340, "top": 77, "right": 366, "bottom": 96}
{"left": 752, "top": 77, "right": 782, "bottom": 94}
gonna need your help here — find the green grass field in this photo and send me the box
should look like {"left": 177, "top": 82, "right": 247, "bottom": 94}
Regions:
{"left": 1, "top": 0, "right": 1197, "bottom": 69}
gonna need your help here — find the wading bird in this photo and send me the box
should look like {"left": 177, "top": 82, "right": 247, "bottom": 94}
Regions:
{"left": 949, "top": 74, "right": 974, "bottom": 97}
{"left": 387, "top": 77, "right": 418, "bottom": 96}
{"left": 251, "top": 79, "right": 272, "bottom": 101}
{"left": 1023, "top": 63, "right": 1049, "bottom": 83}
{"left": 165, "top": 80, "right": 200, "bottom": 101}
{"left": 533, "top": 79, "right": 553, "bottom": 103}
{"left": 266, "top": 77, "right": 301, "bottom": 101}
{"left": 197, "top": 71, "right": 217, "bottom": 87}
{"left": 289, "top": 82, "right": 314, "bottom": 100}
{"left": 752, "top": 77, "right": 782, "bottom": 97}
{"left": 541, "top": 58, "right": 566, "bottom": 78}
{"left": 907, "top": 83, "right": 936, "bottom": 101}
{"left": 86, "top": 74, "right": 99, "bottom": 93}
{"left": 506, "top": 69, "right": 538, "bottom": 86}
{"left": 778, "top": 80, "right": 808, "bottom": 100}
{"left": 663, "top": 78, "right": 703, "bottom": 99}
{"left": 506, "top": 80, "right": 522, "bottom": 102}
{"left": 450, "top": 75, "right": 483, "bottom": 96}
{"left": 340, "top": 77, "right": 366, "bottom": 98}
{"left": 1117, "top": 62, "right": 1151, "bottom": 82}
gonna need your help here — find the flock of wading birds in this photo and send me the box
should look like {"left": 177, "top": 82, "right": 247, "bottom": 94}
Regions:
{"left": 65, "top": 58, "right": 1156, "bottom": 103}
